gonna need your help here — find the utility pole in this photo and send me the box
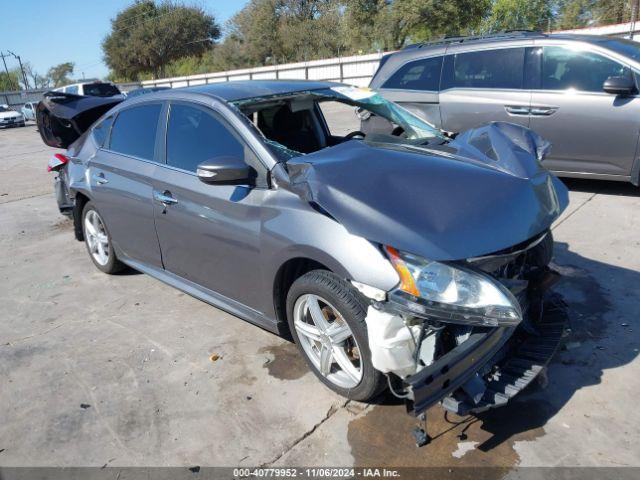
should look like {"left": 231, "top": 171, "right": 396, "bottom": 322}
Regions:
{"left": 7, "top": 51, "right": 29, "bottom": 90}
{"left": 0, "top": 51, "right": 17, "bottom": 91}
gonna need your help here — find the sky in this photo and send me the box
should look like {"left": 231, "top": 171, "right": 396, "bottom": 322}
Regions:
{"left": 0, "top": 0, "right": 249, "bottom": 82}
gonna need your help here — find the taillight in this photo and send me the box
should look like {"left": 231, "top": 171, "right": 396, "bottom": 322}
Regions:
{"left": 47, "top": 153, "right": 68, "bottom": 172}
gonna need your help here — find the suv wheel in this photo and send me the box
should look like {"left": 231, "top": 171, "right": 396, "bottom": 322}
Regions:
{"left": 286, "top": 270, "right": 386, "bottom": 401}
{"left": 82, "top": 201, "right": 125, "bottom": 274}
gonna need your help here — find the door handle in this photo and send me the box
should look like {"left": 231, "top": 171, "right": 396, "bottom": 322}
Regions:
{"left": 92, "top": 173, "right": 108, "bottom": 185}
{"left": 505, "top": 105, "right": 530, "bottom": 115}
{"left": 530, "top": 106, "right": 558, "bottom": 116}
{"left": 153, "top": 190, "right": 178, "bottom": 206}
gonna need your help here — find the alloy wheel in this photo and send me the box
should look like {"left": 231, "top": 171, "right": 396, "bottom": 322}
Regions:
{"left": 84, "top": 209, "right": 110, "bottom": 266}
{"left": 293, "top": 293, "right": 363, "bottom": 389}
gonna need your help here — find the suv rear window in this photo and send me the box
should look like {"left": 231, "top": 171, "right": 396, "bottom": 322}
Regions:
{"left": 443, "top": 48, "right": 525, "bottom": 90}
{"left": 109, "top": 104, "right": 161, "bottom": 160}
{"left": 382, "top": 56, "right": 443, "bottom": 91}
{"left": 83, "top": 83, "right": 121, "bottom": 97}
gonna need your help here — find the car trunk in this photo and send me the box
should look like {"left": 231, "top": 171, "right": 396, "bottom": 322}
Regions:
{"left": 36, "top": 91, "right": 122, "bottom": 149}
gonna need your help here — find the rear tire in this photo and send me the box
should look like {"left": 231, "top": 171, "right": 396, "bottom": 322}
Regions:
{"left": 82, "top": 201, "right": 125, "bottom": 274}
{"left": 286, "top": 270, "right": 386, "bottom": 401}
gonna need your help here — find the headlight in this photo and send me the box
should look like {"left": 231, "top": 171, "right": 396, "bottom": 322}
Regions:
{"left": 385, "top": 246, "right": 522, "bottom": 327}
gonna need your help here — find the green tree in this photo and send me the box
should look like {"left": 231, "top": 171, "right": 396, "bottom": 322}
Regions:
{"left": 344, "top": 0, "right": 381, "bottom": 52}
{"left": 0, "top": 69, "right": 21, "bottom": 91}
{"left": 46, "top": 62, "right": 75, "bottom": 87}
{"left": 557, "top": 0, "right": 595, "bottom": 30}
{"left": 396, "top": 0, "right": 492, "bottom": 42}
{"left": 484, "top": 0, "right": 554, "bottom": 32}
{"left": 102, "top": 0, "right": 221, "bottom": 80}
{"left": 593, "top": 0, "right": 632, "bottom": 24}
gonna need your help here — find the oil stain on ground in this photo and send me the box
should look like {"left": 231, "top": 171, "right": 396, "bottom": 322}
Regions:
{"left": 348, "top": 397, "right": 553, "bottom": 478}
{"left": 259, "top": 342, "right": 308, "bottom": 381}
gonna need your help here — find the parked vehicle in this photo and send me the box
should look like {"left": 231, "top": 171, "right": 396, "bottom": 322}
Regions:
{"left": 53, "top": 80, "right": 123, "bottom": 98}
{"left": 37, "top": 80, "right": 569, "bottom": 430}
{"left": 125, "top": 86, "right": 171, "bottom": 99}
{"left": 0, "top": 104, "right": 25, "bottom": 128}
{"left": 21, "top": 102, "right": 38, "bottom": 121}
{"left": 370, "top": 31, "right": 640, "bottom": 185}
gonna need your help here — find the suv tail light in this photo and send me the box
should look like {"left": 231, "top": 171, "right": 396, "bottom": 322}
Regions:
{"left": 47, "top": 153, "right": 68, "bottom": 172}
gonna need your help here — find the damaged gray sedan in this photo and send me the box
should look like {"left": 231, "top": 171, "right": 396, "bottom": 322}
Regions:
{"left": 37, "top": 80, "right": 569, "bottom": 432}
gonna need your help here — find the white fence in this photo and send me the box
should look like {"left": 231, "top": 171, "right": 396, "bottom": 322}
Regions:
{"left": 554, "top": 21, "right": 640, "bottom": 40}
{"left": 3, "top": 22, "right": 640, "bottom": 108}
{"left": 142, "top": 21, "right": 640, "bottom": 90}
{"left": 141, "top": 52, "right": 387, "bottom": 89}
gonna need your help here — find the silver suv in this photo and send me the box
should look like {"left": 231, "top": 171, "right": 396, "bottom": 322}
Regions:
{"left": 370, "top": 31, "right": 640, "bottom": 185}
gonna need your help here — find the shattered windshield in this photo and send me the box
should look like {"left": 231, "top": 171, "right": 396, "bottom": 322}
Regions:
{"left": 232, "top": 86, "right": 447, "bottom": 161}
{"left": 313, "top": 87, "right": 446, "bottom": 141}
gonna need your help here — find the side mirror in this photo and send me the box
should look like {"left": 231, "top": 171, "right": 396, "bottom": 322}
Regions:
{"left": 196, "top": 156, "right": 255, "bottom": 185}
{"left": 603, "top": 75, "right": 636, "bottom": 95}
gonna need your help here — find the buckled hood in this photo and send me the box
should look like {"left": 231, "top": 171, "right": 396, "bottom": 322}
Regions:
{"left": 286, "top": 122, "right": 569, "bottom": 261}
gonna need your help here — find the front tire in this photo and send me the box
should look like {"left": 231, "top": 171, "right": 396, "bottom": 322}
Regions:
{"left": 286, "top": 270, "right": 386, "bottom": 401}
{"left": 82, "top": 201, "right": 125, "bottom": 274}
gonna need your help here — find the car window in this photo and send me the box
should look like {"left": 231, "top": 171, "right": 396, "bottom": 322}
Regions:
{"left": 83, "top": 83, "right": 121, "bottom": 97}
{"left": 382, "top": 56, "right": 443, "bottom": 91}
{"left": 444, "top": 48, "right": 525, "bottom": 89}
{"left": 93, "top": 115, "right": 114, "bottom": 147}
{"left": 598, "top": 38, "right": 640, "bottom": 62}
{"left": 166, "top": 103, "right": 256, "bottom": 173}
{"left": 67, "top": 85, "right": 79, "bottom": 94}
{"left": 318, "top": 101, "right": 361, "bottom": 136}
{"left": 541, "top": 46, "right": 630, "bottom": 92}
{"left": 109, "top": 104, "right": 161, "bottom": 160}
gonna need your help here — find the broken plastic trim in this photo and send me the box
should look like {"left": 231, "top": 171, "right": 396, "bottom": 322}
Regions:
{"left": 405, "top": 327, "right": 514, "bottom": 416}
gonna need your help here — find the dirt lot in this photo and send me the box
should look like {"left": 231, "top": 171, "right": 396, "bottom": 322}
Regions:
{"left": 1, "top": 123, "right": 639, "bottom": 474}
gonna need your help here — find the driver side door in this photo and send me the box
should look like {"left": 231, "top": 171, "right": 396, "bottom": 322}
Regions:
{"left": 152, "top": 101, "right": 270, "bottom": 311}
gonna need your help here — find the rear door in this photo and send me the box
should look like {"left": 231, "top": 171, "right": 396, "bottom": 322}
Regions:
{"left": 88, "top": 103, "right": 164, "bottom": 268}
{"left": 439, "top": 46, "right": 532, "bottom": 132}
{"left": 529, "top": 44, "right": 640, "bottom": 177}
{"left": 152, "top": 101, "right": 269, "bottom": 310}
{"left": 376, "top": 55, "right": 444, "bottom": 128}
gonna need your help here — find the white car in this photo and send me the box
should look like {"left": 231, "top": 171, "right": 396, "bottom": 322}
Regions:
{"left": 53, "top": 81, "right": 123, "bottom": 98}
{"left": 21, "top": 102, "right": 37, "bottom": 121}
{"left": 0, "top": 104, "right": 25, "bottom": 128}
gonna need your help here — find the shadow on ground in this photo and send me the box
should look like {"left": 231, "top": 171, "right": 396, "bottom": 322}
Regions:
{"left": 561, "top": 178, "right": 639, "bottom": 197}
{"left": 345, "top": 241, "right": 640, "bottom": 470}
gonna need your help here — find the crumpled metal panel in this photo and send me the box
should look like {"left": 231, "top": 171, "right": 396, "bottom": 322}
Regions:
{"left": 286, "top": 121, "right": 569, "bottom": 261}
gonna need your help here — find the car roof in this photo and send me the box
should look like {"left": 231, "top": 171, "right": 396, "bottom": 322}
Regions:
{"left": 400, "top": 32, "right": 624, "bottom": 54}
{"left": 182, "top": 79, "right": 343, "bottom": 102}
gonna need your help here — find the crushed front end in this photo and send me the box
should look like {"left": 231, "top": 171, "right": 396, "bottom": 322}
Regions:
{"left": 362, "top": 230, "right": 568, "bottom": 420}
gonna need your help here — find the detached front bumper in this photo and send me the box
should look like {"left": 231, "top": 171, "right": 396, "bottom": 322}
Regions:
{"left": 362, "top": 231, "right": 567, "bottom": 417}
{"left": 405, "top": 326, "right": 514, "bottom": 416}
{"left": 397, "top": 285, "right": 568, "bottom": 417}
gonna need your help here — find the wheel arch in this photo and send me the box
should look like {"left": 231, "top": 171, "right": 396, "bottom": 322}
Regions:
{"left": 272, "top": 256, "right": 338, "bottom": 338}
{"left": 72, "top": 191, "right": 91, "bottom": 241}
